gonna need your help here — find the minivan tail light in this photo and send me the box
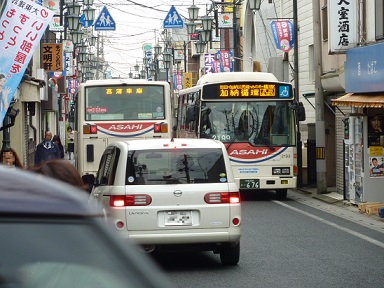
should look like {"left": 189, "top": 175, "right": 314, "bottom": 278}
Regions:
{"left": 204, "top": 192, "right": 240, "bottom": 204}
{"left": 109, "top": 195, "right": 152, "bottom": 207}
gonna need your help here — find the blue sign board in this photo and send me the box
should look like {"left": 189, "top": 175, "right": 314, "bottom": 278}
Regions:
{"left": 163, "top": 6, "right": 184, "bottom": 29}
{"left": 345, "top": 42, "right": 384, "bottom": 93}
{"left": 79, "top": 14, "right": 93, "bottom": 28}
{"left": 94, "top": 6, "right": 116, "bottom": 31}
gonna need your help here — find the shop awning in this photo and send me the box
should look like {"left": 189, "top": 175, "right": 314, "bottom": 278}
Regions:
{"left": 331, "top": 93, "right": 384, "bottom": 108}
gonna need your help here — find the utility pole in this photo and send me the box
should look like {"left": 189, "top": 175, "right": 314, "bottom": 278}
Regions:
{"left": 313, "top": 0, "right": 327, "bottom": 194}
{"left": 233, "top": 0, "right": 240, "bottom": 72}
{"left": 293, "top": 0, "right": 302, "bottom": 188}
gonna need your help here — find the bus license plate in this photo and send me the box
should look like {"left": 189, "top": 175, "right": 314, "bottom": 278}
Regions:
{"left": 240, "top": 179, "right": 260, "bottom": 189}
{"left": 165, "top": 211, "right": 192, "bottom": 226}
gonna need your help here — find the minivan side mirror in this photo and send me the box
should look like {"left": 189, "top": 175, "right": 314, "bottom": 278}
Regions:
{"left": 82, "top": 174, "right": 95, "bottom": 193}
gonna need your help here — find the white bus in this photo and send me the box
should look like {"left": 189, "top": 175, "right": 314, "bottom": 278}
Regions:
{"left": 74, "top": 79, "right": 173, "bottom": 185}
{"left": 176, "top": 72, "right": 305, "bottom": 199}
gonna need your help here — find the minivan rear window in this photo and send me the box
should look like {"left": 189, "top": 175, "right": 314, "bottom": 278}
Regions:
{"left": 126, "top": 148, "right": 227, "bottom": 185}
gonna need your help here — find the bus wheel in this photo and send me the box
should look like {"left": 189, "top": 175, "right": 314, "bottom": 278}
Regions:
{"left": 220, "top": 242, "right": 240, "bottom": 265}
{"left": 276, "top": 189, "right": 287, "bottom": 200}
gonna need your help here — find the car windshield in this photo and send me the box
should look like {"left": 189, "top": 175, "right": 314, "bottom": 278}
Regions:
{"left": 199, "top": 101, "right": 296, "bottom": 146}
{"left": 126, "top": 148, "right": 227, "bottom": 185}
{"left": 0, "top": 219, "right": 147, "bottom": 288}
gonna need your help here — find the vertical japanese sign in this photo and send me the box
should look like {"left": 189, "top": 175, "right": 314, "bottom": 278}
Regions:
{"left": 41, "top": 43, "right": 63, "bottom": 72}
{"left": 183, "top": 72, "right": 192, "bottom": 88}
{"left": 0, "top": 0, "right": 54, "bottom": 125}
{"left": 328, "top": 0, "right": 357, "bottom": 53}
{"left": 216, "top": 50, "right": 233, "bottom": 72}
{"left": 270, "top": 20, "right": 294, "bottom": 53}
{"left": 174, "top": 74, "right": 183, "bottom": 90}
{"left": 204, "top": 54, "right": 216, "bottom": 74}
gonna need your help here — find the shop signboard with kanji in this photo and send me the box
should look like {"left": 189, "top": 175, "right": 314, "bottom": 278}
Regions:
{"left": 42, "top": 43, "right": 64, "bottom": 72}
{"left": 328, "top": 0, "right": 357, "bottom": 53}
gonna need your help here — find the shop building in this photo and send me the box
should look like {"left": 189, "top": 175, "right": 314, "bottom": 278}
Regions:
{"left": 332, "top": 42, "right": 384, "bottom": 203}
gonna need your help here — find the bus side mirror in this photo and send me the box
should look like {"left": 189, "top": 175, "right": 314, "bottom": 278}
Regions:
{"left": 186, "top": 106, "right": 196, "bottom": 122}
{"left": 297, "top": 102, "right": 306, "bottom": 121}
{"left": 290, "top": 102, "right": 306, "bottom": 122}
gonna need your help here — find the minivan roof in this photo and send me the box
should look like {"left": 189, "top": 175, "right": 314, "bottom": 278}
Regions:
{"left": 112, "top": 138, "right": 225, "bottom": 150}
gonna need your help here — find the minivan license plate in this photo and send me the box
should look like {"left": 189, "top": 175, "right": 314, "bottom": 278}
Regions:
{"left": 239, "top": 179, "right": 260, "bottom": 189}
{"left": 165, "top": 211, "right": 192, "bottom": 226}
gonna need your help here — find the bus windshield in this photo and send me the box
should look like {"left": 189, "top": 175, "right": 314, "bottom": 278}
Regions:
{"left": 85, "top": 85, "right": 165, "bottom": 121}
{"left": 199, "top": 101, "right": 296, "bottom": 146}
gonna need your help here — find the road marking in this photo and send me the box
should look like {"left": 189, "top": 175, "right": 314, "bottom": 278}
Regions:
{"left": 274, "top": 200, "right": 384, "bottom": 249}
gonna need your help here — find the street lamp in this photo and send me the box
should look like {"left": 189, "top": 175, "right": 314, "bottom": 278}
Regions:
{"left": 201, "top": 16, "right": 214, "bottom": 31}
{"left": 153, "top": 44, "right": 162, "bottom": 80}
{"left": 154, "top": 43, "right": 162, "bottom": 56}
{"left": 187, "top": 3, "right": 200, "bottom": 21}
{"left": 248, "top": 0, "right": 261, "bottom": 11}
{"left": 185, "top": 21, "right": 196, "bottom": 35}
{"left": 194, "top": 40, "right": 206, "bottom": 54}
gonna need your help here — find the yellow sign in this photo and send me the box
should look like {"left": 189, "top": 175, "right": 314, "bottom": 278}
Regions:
{"left": 369, "top": 146, "right": 383, "bottom": 156}
{"left": 184, "top": 72, "right": 192, "bottom": 88}
{"left": 41, "top": 43, "right": 63, "bottom": 72}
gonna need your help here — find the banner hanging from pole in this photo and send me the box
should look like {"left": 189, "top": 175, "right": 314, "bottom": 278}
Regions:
{"left": 270, "top": 20, "right": 294, "bottom": 53}
{"left": 0, "top": 1, "right": 54, "bottom": 126}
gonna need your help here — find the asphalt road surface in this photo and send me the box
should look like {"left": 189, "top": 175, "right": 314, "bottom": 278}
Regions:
{"left": 152, "top": 189, "right": 384, "bottom": 288}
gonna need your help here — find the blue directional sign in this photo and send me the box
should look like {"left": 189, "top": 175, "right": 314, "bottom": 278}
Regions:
{"left": 94, "top": 6, "right": 116, "bottom": 31}
{"left": 79, "top": 14, "right": 93, "bottom": 28}
{"left": 163, "top": 6, "right": 184, "bottom": 29}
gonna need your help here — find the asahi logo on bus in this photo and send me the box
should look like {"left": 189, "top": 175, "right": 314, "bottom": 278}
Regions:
{"left": 226, "top": 143, "right": 285, "bottom": 162}
{"left": 229, "top": 149, "right": 269, "bottom": 156}
{"left": 97, "top": 122, "right": 156, "bottom": 133}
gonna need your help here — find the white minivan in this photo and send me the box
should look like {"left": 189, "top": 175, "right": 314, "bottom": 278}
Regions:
{"left": 90, "top": 138, "right": 241, "bottom": 265}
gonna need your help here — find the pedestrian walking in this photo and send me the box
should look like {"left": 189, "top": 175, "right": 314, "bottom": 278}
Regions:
{"left": 0, "top": 147, "right": 23, "bottom": 168}
{"left": 67, "top": 126, "right": 75, "bottom": 160}
{"left": 34, "top": 131, "right": 61, "bottom": 165}
{"left": 52, "top": 135, "right": 65, "bottom": 159}
{"left": 29, "top": 159, "right": 87, "bottom": 191}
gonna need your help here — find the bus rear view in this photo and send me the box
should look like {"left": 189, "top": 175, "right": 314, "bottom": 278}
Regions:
{"left": 75, "top": 79, "right": 172, "bottom": 184}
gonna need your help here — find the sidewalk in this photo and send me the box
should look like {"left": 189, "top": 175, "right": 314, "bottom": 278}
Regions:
{"left": 296, "top": 186, "right": 343, "bottom": 204}
{"left": 293, "top": 186, "right": 384, "bottom": 223}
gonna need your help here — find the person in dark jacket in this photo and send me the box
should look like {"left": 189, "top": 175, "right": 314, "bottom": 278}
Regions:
{"left": 52, "top": 134, "right": 65, "bottom": 159}
{"left": 34, "top": 131, "right": 61, "bottom": 165}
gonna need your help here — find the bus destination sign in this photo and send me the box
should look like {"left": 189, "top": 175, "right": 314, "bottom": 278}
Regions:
{"left": 105, "top": 86, "right": 144, "bottom": 95}
{"left": 202, "top": 82, "right": 292, "bottom": 99}
{"left": 219, "top": 84, "right": 276, "bottom": 97}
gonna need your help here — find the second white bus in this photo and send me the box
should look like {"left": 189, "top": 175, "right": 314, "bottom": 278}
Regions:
{"left": 73, "top": 79, "right": 173, "bottom": 184}
{"left": 176, "top": 72, "right": 305, "bottom": 199}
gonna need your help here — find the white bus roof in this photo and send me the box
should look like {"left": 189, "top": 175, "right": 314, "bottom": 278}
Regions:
{"left": 196, "top": 72, "right": 278, "bottom": 85}
{"left": 80, "top": 79, "right": 169, "bottom": 86}
{"left": 178, "top": 72, "right": 281, "bottom": 95}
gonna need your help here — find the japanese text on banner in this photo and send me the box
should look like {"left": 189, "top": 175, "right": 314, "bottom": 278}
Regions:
{"left": 0, "top": 1, "right": 54, "bottom": 125}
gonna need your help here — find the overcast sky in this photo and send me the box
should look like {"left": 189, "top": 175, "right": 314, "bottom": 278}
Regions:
{"left": 92, "top": 0, "right": 210, "bottom": 78}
